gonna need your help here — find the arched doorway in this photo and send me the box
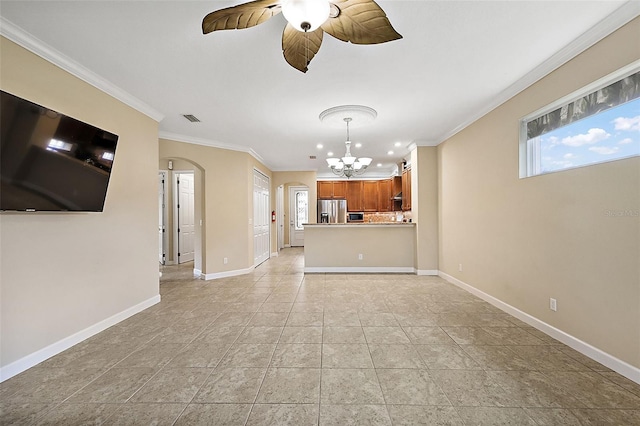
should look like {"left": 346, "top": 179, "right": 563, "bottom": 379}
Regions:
{"left": 159, "top": 158, "right": 205, "bottom": 275}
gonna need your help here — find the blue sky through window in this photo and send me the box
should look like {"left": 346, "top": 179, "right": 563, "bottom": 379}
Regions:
{"left": 535, "top": 98, "right": 640, "bottom": 173}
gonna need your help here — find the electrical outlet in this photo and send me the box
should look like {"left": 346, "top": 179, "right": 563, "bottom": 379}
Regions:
{"left": 550, "top": 298, "right": 557, "bottom": 312}
{"left": 223, "top": 257, "right": 228, "bottom": 265}
{"left": 458, "top": 263, "right": 463, "bottom": 272}
{"left": 358, "top": 253, "right": 363, "bottom": 260}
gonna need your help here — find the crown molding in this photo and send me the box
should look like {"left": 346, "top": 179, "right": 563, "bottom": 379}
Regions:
{"left": 0, "top": 17, "right": 164, "bottom": 123}
{"left": 435, "top": 0, "right": 640, "bottom": 145}
{"left": 408, "top": 140, "right": 439, "bottom": 151}
{"left": 159, "top": 131, "right": 269, "bottom": 167}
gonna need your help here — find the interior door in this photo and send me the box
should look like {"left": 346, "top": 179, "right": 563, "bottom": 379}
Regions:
{"left": 253, "top": 169, "right": 270, "bottom": 266}
{"left": 289, "top": 186, "right": 308, "bottom": 247}
{"left": 176, "top": 172, "right": 195, "bottom": 263}
{"left": 158, "top": 171, "right": 167, "bottom": 265}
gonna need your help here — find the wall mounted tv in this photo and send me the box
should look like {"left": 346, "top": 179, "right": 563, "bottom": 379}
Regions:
{"left": 1, "top": 90, "right": 119, "bottom": 212}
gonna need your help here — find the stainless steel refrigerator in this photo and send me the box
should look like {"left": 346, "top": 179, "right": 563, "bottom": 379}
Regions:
{"left": 317, "top": 199, "right": 347, "bottom": 223}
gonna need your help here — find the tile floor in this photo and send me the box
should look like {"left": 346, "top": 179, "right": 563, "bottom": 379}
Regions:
{"left": 2, "top": 248, "right": 640, "bottom": 425}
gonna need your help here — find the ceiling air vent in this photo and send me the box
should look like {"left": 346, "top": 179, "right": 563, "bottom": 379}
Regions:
{"left": 309, "top": 155, "right": 317, "bottom": 160}
{"left": 182, "top": 114, "right": 201, "bottom": 123}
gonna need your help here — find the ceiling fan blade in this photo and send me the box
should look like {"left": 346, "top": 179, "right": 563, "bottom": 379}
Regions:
{"left": 202, "top": 0, "right": 282, "bottom": 34}
{"left": 282, "top": 24, "right": 323, "bottom": 73}
{"left": 322, "top": 0, "right": 402, "bottom": 45}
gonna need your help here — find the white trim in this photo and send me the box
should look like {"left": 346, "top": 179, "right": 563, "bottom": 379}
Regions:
{"left": 193, "top": 268, "right": 202, "bottom": 277}
{"left": 304, "top": 266, "right": 415, "bottom": 274}
{"left": 438, "top": 271, "right": 640, "bottom": 385}
{"left": 0, "top": 17, "right": 164, "bottom": 122}
{"left": 202, "top": 266, "right": 255, "bottom": 280}
{"left": 435, "top": 1, "right": 640, "bottom": 144}
{"left": 270, "top": 252, "right": 279, "bottom": 257}
{"left": 0, "top": 295, "right": 161, "bottom": 382}
{"left": 416, "top": 269, "right": 438, "bottom": 276}
{"left": 284, "top": 244, "right": 291, "bottom": 248}
{"left": 159, "top": 131, "right": 270, "bottom": 169}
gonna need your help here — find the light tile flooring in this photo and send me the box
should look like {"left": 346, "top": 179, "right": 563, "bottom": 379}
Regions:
{"left": 2, "top": 248, "right": 640, "bottom": 425}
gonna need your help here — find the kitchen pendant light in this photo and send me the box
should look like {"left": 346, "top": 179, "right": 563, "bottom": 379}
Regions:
{"left": 326, "top": 117, "right": 372, "bottom": 178}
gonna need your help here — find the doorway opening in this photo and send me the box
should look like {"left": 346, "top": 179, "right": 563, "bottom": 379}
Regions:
{"left": 288, "top": 186, "right": 308, "bottom": 247}
{"left": 174, "top": 171, "right": 195, "bottom": 264}
{"left": 158, "top": 171, "right": 168, "bottom": 265}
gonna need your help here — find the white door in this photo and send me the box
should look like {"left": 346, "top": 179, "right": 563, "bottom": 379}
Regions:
{"left": 253, "top": 169, "right": 270, "bottom": 266}
{"left": 158, "top": 171, "right": 167, "bottom": 265}
{"left": 289, "top": 186, "right": 308, "bottom": 247}
{"left": 175, "top": 172, "right": 195, "bottom": 263}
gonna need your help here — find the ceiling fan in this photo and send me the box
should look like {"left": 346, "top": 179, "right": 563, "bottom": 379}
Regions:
{"left": 202, "top": 0, "right": 402, "bottom": 73}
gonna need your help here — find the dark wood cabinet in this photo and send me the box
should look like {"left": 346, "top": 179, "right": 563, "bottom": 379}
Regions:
{"left": 346, "top": 180, "right": 364, "bottom": 211}
{"left": 377, "top": 179, "right": 391, "bottom": 212}
{"left": 318, "top": 181, "right": 347, "bottom": 199}
{"left": 332, "top": 181, "right": 346, "bottom": 198}
{"left": 363, "top": 181, "right": 379, "bottom": 212}
{"left": 319, "top": 178, "right": 404, "bottom": 212}
{"left": 401, "top": 167, "right": 412, "bottom": 211}
{"left": 392, "top": 176, "right": 402, "bottom": 211}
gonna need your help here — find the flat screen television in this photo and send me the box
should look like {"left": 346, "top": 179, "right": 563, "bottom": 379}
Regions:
{"left": 1, "top": 90, "right": 119, "bottom": 212}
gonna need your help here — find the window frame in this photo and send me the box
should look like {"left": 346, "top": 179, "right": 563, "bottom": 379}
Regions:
{"left": 519, "top": 59, "right": 640, "bottom": 178}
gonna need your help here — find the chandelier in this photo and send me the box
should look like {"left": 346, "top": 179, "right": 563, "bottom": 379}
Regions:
{"left": 326, "top": 117, "right": 372, "bottom": 178}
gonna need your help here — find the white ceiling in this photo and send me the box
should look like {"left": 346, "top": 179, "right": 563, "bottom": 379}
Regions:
{"left": 0, "top": 1, "right": 635, "bottom": 178}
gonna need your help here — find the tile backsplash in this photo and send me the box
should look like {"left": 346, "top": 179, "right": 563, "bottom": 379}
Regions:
{"left": 364, "top": 211, "right": 412, "bottom": 223}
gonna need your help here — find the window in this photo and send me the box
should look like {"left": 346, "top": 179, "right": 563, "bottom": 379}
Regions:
{"left": 520, "top": 62, "right": 640, "bottom": 177}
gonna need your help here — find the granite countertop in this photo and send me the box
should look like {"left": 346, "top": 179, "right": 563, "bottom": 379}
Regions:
{"left": 304, "top": 222, "right": 415, "bottom": 226}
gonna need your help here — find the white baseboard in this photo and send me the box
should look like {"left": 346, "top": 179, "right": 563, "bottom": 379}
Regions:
{"left": 202, "top": 266, "right": 255, "bottom": 280}
{"left": 416, "top": 269, "right": 439, "bottom": 276}
{"left": 304, "top": 266, "right": 415, "bottom": 274}
{"left": 0, "top": 294, "right": 161, "bottom": 383}
{"left": 438, "top": 271, "right": 640, "bottom": 385}
{"left": 194, "top": 268, "right": 202, "bottom": 277}
{"left": 284, "top": 244, "right": 291, "bottom": 248}
{"left": 270, "top": 252, "right": 279, "bottom": 257}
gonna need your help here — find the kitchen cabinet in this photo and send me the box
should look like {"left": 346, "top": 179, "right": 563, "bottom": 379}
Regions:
{"left": 319, "top": 178, "right": 402, "bottom": 212}
{"left": 346, "top": 180, "right": 364, "bottom": 211}
{"left": 333, "top": 181, "right": 346, "bottom": 198}
{"left": 401, "top": 167, "right": 412, "bottom": 211}
{"left": 318, "top": 181, "right": 347, "bottom": 199}
{"left": 363, "top": 181, "right": 379, "bottom": 212}
{"left": 392, "top": 176, "right": 402, "bottom": 211}
{"left": 377, "top": 179, "right": 391, "bottom": 212}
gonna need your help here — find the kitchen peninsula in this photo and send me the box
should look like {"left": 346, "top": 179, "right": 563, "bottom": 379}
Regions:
{"left": 303, "top": 222, "right": 416, "bottom": 273}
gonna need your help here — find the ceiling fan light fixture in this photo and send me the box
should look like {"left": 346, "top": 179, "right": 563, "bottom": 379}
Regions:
{"left": 281, "top": 0, "right": 330, "bottom": 32}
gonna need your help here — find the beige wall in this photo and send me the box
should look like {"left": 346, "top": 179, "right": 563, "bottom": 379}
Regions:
{"left": 437, "top": 18, "right": 640, "bottom": 368}
{"left": 412, "top": 147, "right": 439, "bottom": 273}
{"left": 159, "top": 139, "right": 272, "bottom": 274}
{"left": 0, "top": 38, "right": 160, "bottom": 370}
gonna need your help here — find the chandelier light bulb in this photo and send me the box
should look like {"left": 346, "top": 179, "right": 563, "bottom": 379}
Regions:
{"left": 281, "top": 0, "right": 331, "bottom": 32}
